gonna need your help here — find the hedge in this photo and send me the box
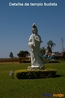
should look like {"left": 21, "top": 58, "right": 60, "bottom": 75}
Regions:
{"left": 14, "top": 69, "right": 57, "bottom": 79}
{"left": 0, "top": 57, "right": 30, "bottom": 63}
{"left": 48, "top": 60, "right": 60, "bottom": 63}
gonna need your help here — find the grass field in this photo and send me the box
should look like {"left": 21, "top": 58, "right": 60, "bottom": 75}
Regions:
{"left": 0, "top": 62, "right": 65, "bottom": 98}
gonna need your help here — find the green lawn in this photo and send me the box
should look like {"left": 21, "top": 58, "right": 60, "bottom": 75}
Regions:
{"left": 0, "top": 62, "right": 65, "bottom": 98}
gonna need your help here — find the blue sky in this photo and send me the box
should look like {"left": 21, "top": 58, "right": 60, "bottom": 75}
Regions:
{"left": 0, "top": 0, "right": 65, "bottom": 58}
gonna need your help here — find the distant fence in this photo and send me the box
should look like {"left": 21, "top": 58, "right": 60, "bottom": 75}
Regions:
{"left": 0, "top": 57, "right": 30, "bottom": 63}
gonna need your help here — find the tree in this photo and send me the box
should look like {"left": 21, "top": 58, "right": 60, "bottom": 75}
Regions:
{"left": 47, "top": 40, "right": 56, "bottom": 51}
{"left": 46, "top": 46, "right": 52, "bottom": 53}
{"left": 62, "top": 52, "right": 65, "bottom": 60}
{"left": 9, "top": 52, "right": 14, "bottom": 58}
{"left": 40, "top": 47, "right": 46, "bottom": 54}
{"left": 17, "top": 50, "right": 29, "bottom": 57}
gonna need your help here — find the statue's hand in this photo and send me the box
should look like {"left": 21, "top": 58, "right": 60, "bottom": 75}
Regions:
{"left": 33, "top": 44, "right": 35, "bottom": 47}
{"left": 32, "top": 43, "right": 35, "bottom": 47}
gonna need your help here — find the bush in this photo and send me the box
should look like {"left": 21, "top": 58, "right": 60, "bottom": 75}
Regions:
{"left": 14, "top": 69, "right": 57, "bottom": 79}
{"left": 22, "top": 60, "right": 31, "bottom": 63}
{"left": 48, "top": 60, "right": 60, "bottom": 63}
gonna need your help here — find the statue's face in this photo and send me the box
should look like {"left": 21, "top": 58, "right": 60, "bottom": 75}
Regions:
{"left": 32, "top": 28, "right": 37, "bottom": 34}
{"left": 32, "top": 26, "right": 38, "bottom": 34}
{"left": 32, "top": 23, "right": 38, "bottom": 34}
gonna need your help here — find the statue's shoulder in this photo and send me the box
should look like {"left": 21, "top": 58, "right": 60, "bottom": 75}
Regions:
{"left": 29, "top": 34, "right": 34, "bottom": 38}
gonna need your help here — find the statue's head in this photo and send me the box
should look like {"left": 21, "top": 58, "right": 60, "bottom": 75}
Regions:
{"left": 32, "top": 23, "right": 38, "bottom": 34}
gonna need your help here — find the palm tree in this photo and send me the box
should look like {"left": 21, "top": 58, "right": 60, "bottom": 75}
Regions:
{"left": 47, "top": 40, "right": 56, "bottom": 51}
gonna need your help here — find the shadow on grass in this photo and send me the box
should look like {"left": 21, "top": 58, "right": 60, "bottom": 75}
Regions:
{"left": 53, "top": 74, "right": 65, "bottom": 78}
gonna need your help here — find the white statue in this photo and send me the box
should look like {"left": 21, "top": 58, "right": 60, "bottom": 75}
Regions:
{"left": 28, "top": 23, "right": 45, "bottom": 69}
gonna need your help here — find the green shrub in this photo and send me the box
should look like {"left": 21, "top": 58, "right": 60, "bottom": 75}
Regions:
{"left": 22, "top": 60, "right": 31, "bottom": 63}
{"left": 48, "top": 60, "right": 60, "bottom": 63}
{"left": 14, "top": 69, "right": 57, "bottom": 79}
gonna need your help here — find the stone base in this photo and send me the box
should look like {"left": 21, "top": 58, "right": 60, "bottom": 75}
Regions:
{"left": 27, "top": 66, "right": 45, "bottom": 70}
